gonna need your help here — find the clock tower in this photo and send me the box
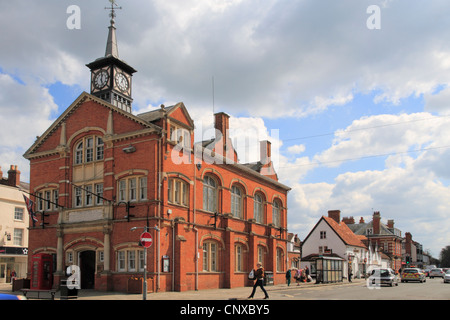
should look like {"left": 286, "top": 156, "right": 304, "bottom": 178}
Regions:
{"left": 86, "top": 1, "right": 137, "bottom": 113}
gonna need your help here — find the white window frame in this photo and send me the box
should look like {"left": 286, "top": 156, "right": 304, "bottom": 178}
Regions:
{"left": 118, "top": 176, "right": 147, "bottom": 203}
{"left": 203, "top": 176, "right": 217, "bottom": 212}
{"left": 254, "top": 193, "right": 264, "bottom": 224}
{"left": 14, "top": 207, "right": 24, "bottom": 221}
{"left": 231, "top": 185, "right": 243, "bottom": 219}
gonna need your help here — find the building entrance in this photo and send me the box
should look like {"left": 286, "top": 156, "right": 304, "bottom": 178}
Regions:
{"left": 79, "top": 251, "right": 96, "bottom": 289}
{"left": 0, "top": 263, "right": 6, "bottom": 283}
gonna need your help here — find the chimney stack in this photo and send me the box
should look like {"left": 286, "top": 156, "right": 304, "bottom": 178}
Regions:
{"left": 342, "top": 216, "right": 355, "bottom": 224}
{"left": 7, "top": 165, "right": 21, "bottom": 187}
{"left": 260, "top": 140, "right": 272, "bottom": 165}
{"left": 214, "top": 112, "right": 230, "bottom": 158}
{"left": 359, "top": 217, "right": 365, "bottom": 224}
{"left": 387, "top": 219, "right": 394, "bottom": 229}
{"left": 373, "top": 211, "right": 381, "bottom": 234}
{"left": 328, "top": 210, "right": 341, "bottom": 224}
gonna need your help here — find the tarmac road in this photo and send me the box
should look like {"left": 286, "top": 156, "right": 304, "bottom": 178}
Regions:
{"left": 0, "top": 278, "right": 363, "bottom": 300}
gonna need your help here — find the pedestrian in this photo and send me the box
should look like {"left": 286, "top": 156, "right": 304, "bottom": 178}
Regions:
{"left": 295, "top": 268, "right": 301, "bottom": 285}
{"left": 10, "top": 270, "right": 16, "bottom": 283}
{"left": 248, "top": 263, "right": 269, "bottom": 299}
{"left": 348, "top": 267, "right": 353, "bottom": 283}
{"left": 286, "top": 268, "right": 291, "bottom": 286}
{"left": 305, "top": 266, "right": 311, "bottom": 282}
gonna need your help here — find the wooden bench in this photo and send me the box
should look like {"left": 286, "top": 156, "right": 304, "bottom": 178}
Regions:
{"left": 21, "top": 289, "right": 57, "bottom": 300}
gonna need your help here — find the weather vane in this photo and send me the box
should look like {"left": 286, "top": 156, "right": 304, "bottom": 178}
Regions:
{"left": 105, "top": 0, "right": 122, "bottom": 23}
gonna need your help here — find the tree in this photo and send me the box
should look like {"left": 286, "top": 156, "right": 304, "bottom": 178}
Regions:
{"left": 439, "top": 246, "right": 450, "bottom": 267}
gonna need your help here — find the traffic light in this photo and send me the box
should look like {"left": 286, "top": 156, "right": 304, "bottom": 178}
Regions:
{"left": 406, "top": 256, "right": 410, "bottom": 264}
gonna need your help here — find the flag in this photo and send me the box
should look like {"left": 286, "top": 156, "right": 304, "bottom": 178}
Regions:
{"left": 23, "top": 194, "right": 38, "bottom": 223}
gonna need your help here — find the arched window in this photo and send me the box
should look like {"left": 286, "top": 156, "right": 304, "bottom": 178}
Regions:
{"left": 203, "top": 176, "right": 217, "bottom": 212}
{"left": 235, "top": 244, "right": 245, "bottom": 272}
{"left": 231, "top": 185, "right": 243, "bottom": 219}
{"left": 202, "top": 241, "right": 218, "bottom": 272}
{"left": 168, "top": 178, "right": 189, "bottom": 206}
{"left": 276, "top": 247, "right": 284, "bottom": 272}
{"left": 74, "top": 135, "right": 104, "bottom": 165}
{"left": 272, "top": 200, "right": 281, "bottom": 227}
{"left": 75, "top": 141, "right": 83, "bottom": 164}
{"left": 117, "top": 176, "right": 147, "bottom": 203}
{"left": 254, "top": 193, "right": 264, "bottom": 224}
{"left": 117, "top": 249, "right": 145, "bottom": 272}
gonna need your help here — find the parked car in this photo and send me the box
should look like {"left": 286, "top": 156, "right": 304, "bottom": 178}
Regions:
{"left": 444, "top": 269, "right": 450, "bottom": 283}
{"left": 429, "top": 268, "right": 445, "bottom": 278}
{"left": 368, "top": 268, "right": 399, "bottom": 287}
{"left": 401, "top": 268, "right": 426, "bottom": 283}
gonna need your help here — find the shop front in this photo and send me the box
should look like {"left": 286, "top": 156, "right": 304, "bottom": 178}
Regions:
{"left": 0, "top": 246, "right": 29, "bottom": 283}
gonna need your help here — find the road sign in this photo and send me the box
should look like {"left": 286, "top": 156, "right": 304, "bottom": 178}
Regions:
{"left": 140, "top": 232, "right": 153, "bottom": 248}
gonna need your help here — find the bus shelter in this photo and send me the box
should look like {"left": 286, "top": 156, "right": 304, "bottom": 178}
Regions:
{"left": 302, "top": 254, "right": 344, "bottom": 284}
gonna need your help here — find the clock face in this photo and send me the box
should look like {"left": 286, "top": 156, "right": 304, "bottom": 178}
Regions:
{"left": 115, "top": 72, "right": 129, "bottom": 92}
{"left": 94, "top": 70, "right": 109, "bottom": 89}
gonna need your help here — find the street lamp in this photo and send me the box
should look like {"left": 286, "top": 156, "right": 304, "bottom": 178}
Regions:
{"left": 130, "top": 225, "right": 159, "bottom": 300}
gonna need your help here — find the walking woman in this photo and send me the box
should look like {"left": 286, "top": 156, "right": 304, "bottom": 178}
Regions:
{"left": 248, "top": 263, "right": 269, "bottom": 299}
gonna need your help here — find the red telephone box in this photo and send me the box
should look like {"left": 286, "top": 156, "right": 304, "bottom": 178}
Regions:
{"left": 31, "top": 253, "right": 53, "bottom": 290}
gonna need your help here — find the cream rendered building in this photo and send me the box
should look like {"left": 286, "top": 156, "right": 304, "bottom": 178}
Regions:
{"left": 0, "top": 165, "right": 29, "bottom": 283}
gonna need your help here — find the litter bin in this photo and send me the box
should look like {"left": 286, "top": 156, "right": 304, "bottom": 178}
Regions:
{"left": 60, "top": 279, "right": 78, "bottom": 300}
{"left": 264, "top": 271, "right": 274, "bottom": 286}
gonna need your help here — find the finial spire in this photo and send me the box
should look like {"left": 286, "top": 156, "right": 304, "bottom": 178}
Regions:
{"left": 105, "top": 0, "right": 122, "bottom": 58}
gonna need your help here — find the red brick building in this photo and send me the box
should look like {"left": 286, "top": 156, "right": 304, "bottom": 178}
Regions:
{"left": 345, "top": 212, "right": 403, "bottom": 272}
{"left": 23, "top": 8, "right": 290, "bottom": 292}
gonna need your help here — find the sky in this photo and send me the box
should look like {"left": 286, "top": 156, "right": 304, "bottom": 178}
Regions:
{"left": 1, "top": 0, "right": 449, "bottom": 258}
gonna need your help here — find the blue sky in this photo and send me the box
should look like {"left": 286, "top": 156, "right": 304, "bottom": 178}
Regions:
{"left": 1, "top": 0, "right": 450, "bottom": 258}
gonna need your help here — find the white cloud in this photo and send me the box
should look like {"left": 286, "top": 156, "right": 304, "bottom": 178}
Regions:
{"left": 285, "top": 111, "right": 450, "bottom": 256}
{"left": 287, "top": 144, "right": 306, "bottom": 155}
{"left": 424, "top": 86, "right": 450, "bottom": 115}
{"left": 0, "top": 72, "right": 58, "bottom": 181}
{"left": 313, "top": 113, "right": 450, "bottom": 167}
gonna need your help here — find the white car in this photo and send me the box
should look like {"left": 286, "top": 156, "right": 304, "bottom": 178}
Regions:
{"left": 429, "top": 268, "right": 445, "bottom": 278}
{"left": 368, "top": 268, "right": 399, "bottom": 287}
{"left": 444, "top": 269, "right": 450, "bottom": 283}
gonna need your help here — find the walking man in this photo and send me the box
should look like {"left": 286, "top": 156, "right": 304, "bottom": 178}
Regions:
{"left": 248, "top": 263, "right": 269, "bottom": 299}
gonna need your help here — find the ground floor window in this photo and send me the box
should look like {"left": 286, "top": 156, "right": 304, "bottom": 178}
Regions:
{"left": 202, "top": 241, "right": 218, "bottom": 272}
{"left": 117, "top": 249, "right": 145, "bottom": 272}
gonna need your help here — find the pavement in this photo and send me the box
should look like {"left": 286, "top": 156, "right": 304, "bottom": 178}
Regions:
{"left": 0, "top": 278, "right": 365, "bottom": 300}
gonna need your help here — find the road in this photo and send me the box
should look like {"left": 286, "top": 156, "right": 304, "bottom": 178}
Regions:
{"left": 269, "top": 277, "right": 449, "bottom": 300}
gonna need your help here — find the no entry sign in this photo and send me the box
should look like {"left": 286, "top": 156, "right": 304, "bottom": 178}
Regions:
{"left": 140, "top": 232, "right": 153, "bottom": 248}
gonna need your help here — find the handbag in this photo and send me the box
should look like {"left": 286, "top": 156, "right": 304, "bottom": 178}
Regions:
{"left": 248, "top": 269, "right": 255, "bottom": 280}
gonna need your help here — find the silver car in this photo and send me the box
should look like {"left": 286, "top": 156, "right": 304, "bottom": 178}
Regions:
{"left": 429, "top": 268, "right": 445, "bottom": 278}
{"left": 443, "top": 269, "right": 450, "bottom": 283}
{"left": 368, "top": 268, "right": 399, "bottom": 287}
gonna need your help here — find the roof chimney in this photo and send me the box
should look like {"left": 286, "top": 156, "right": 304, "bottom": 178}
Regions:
{"left": 387, "top": 219, "right": 394, "bottom": 229}
{"left": 214, "top": 112, "right": 235, "bottom": 161}
{"left": 359, "top": 217, "right": 365, "bottom": 224}
{"left": 373, "top": 211, "right": 381, "bottom": 234}
{"left": 260, "top": 140, "right": 272, "bottom": 165}
{"left": 7, "top": 165, "right": 21, "bottom": 187}
{"left": 342, "top": 216, "right": 355, "bottom": 224}
{"left": 328, "top": 210, "right": 341, "bottom": 224}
